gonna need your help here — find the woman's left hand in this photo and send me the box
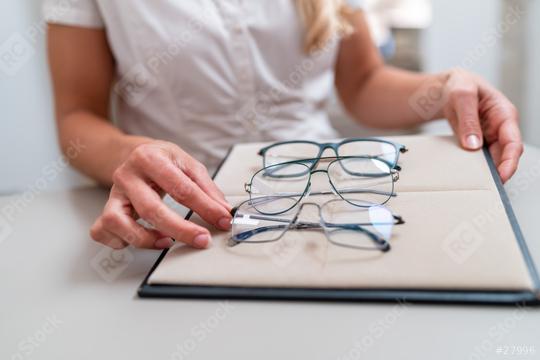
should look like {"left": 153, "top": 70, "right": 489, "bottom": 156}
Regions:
{"left": 441, "top": 69, "right": 523, "bottom": 183}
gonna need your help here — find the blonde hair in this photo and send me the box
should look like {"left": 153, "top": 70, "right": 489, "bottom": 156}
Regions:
{"left": 296, "top": 0, "right": 354, "bottom": 53}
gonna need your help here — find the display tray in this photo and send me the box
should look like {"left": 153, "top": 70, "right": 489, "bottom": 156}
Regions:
{"left": 138, "top": 135, "right": 540, "bottom": 305}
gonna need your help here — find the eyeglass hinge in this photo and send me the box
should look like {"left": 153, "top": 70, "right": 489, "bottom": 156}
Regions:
{"left": 392, "top": 172, "right": 400, "bottom": 182}
{"left": 244, "top": 183, "right": 251, "bottom": 193}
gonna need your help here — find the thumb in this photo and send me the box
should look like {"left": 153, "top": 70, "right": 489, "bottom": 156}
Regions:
{"left": 452, "top": 89, "right": 483, "bottom": 150}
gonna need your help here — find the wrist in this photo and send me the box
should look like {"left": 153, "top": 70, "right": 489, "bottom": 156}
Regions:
{"left": 431, "top": 70, "right": 452, "bottom": 120}
{"left": 101, "top": 135, "right": 154, "bottom": 185}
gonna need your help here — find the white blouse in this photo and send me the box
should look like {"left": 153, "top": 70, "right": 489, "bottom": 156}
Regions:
{"left": 43, "top": 0, "right": 360, "bottom": 171}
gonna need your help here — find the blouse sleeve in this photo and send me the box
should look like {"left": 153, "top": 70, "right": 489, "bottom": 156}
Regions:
{"left": 42, "top": 0, "right": 104, "bottom": 28}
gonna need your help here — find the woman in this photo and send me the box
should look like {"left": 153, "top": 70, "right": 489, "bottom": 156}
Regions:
{"left": 45, "top": 0, "right": 522, "bottom": 251}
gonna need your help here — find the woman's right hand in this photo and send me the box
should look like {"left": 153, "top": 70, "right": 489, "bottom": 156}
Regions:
{"left": 90, "top": 141, "right": 232, "bottom": 250}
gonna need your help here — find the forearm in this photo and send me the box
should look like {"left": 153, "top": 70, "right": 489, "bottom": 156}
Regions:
{"left": 345, "top": 66, "right": 448, "bottom": 129}
{"left": 58, "top": 111, "right": 152, "bottom": 186}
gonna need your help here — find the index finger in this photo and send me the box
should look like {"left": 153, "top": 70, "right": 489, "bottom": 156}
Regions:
{"left": 179, "top": 155, "right": 231, "bottom": 211}
{"left": 145, "top": 160, "right": 232, "bottom": 230}
{"left": 497, "top": 119, "right": 523, "bottom": 182}
{"left": 125, "top": 178, "right": 213, "bottom": 248}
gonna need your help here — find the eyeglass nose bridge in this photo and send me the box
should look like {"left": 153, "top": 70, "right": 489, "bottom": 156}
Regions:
{"left": 290, "top": 201, "right": 323, "bottom": 224}
{"left": 304, "top": 169, "right": 340, "bottom": 198}
{"left": 318, "top": 145, "right": 340, "bottom": 161}
{"left": 319, "top": 142, "right": 339, "bottom": 156}
{"left": 310, "top": 169, "right": 328, "bottom": 175}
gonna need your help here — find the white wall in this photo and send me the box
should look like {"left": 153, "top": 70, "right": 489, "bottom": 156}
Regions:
{"left": 524, "top": 0, "right": 540, "bottom": 147}
{"left": 0, "top": 1, "right": 89, "bottom": 195}
{"left": 419, "top": 0, "right": 502, "bottom": 134}
{"left": 422, "top": 0, "right": 539, "bottom": 145}
{"left": 422, "top": 0, "right": 502, "bottom": 85}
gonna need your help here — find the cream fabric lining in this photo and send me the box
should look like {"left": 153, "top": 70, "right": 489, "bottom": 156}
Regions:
{"left": 148, "top": 135, "right": 533, "bottom": 291}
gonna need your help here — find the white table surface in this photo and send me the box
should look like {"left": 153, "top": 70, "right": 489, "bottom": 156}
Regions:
{"left": 1, "top": 146, "right": 540, "bottom": 360}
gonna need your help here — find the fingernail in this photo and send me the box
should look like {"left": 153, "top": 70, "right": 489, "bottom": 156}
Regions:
{"left": 193, "top": 234, "right": 211, "bottom": 249}
{"left": 218, "top": 216, "right": 232, "bottom": 230}
{"left": 466, "top": 134, "right": 481, "bottom": 149}
{"left": 154, "top": 237, "right": 174, "bottom": 249}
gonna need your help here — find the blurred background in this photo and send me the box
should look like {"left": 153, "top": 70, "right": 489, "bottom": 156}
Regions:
{"left": 0, "top": 0, "right": 538, "bottom": 194}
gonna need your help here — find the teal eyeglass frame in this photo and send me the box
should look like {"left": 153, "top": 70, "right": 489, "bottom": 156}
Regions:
{"left": 258, "top": 138, "right": 408, "bottom": 172}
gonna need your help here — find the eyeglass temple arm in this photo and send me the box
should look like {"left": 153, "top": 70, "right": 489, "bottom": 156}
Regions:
{"left": 245, "top": 185, "right": 397, "bottom": 199}
{"left": 231, "top": 224, "right": 290, "bottom": 241}
{"left": 230, "top": 220, "right": 397, "bottom": 246}
{"left": 309, "top": 189, "right": 397, "bottom": 198}
{"left": 324, "top": 224, "right": 389, "bottom": 250}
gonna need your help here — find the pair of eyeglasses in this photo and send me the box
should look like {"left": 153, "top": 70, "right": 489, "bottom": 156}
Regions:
{"left": 244, "top": 156, "right": 399, "bottom": 215}
{"left": 258, "top": 138, "right": 407, "bottom": 173}
{"left": 230, "top": 197, "right": 404, "bottom": 252}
